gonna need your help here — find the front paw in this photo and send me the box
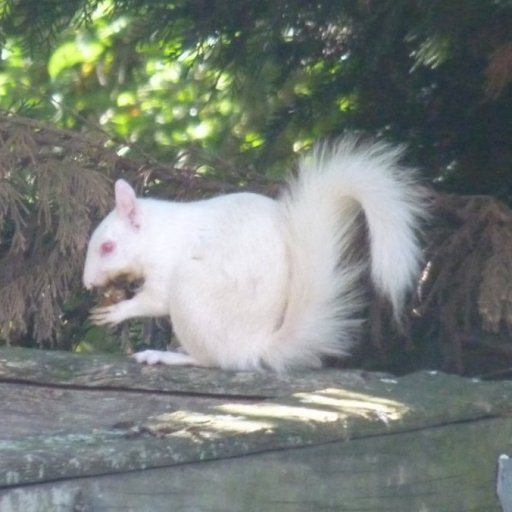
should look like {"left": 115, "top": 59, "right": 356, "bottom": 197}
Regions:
{"left": 89, "top": 303, "right": 126, "bottom": 327}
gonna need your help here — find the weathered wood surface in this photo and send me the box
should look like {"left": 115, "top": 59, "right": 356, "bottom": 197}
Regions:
{"left": 0, "top": 346, "right": 511, "bottom": 511}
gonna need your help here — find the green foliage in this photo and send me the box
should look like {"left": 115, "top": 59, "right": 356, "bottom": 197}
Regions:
{"left": 1, "top": 0, "right": 512, "bottom": 358}
{"left": 2, "top": 1, "right": 317, "bottom": 175}
{"left": 2, "top": 0, "right": 512, "bottom": 192}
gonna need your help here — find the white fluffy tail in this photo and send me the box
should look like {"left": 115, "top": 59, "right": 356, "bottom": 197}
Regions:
{"left": 270, "top": 138, "right": 425, "bottom": 369}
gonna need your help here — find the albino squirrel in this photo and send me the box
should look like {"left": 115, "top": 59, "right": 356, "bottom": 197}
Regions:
{"left": 83, "top": 138, "right": 425, "bottom": 371}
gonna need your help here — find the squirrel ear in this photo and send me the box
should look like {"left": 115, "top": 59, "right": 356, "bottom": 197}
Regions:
{"left": 114, "top": 179, "right": 141, "bottom": 229}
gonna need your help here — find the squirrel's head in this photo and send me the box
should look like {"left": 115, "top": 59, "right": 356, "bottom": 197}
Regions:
{"left": 83, "top": 179, "right": 145, "bottom": 290}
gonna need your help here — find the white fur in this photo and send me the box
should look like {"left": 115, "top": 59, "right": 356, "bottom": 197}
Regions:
{"left": 83, "top": 138, "right": 425, "bottom": 371}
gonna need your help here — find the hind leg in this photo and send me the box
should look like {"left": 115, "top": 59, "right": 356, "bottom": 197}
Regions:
{"left": 133, "top": 350, "right": 199, "bottom": 366}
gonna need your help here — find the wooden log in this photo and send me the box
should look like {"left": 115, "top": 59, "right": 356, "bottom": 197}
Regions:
{"left": 0, "top": 346, "right": 510, "bottom": 511}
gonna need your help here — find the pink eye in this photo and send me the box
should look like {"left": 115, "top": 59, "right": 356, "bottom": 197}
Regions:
{"left": 100, "top": 241, "right": 115, "bottom": 256}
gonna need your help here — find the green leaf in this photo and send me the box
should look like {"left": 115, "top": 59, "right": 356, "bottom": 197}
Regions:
{"left": 48, "top": 39, "right": 104, "bottom": 79}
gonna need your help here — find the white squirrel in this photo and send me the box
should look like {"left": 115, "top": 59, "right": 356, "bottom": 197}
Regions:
{"left": 83, "top": 138, "right": 425, "bottom": 371}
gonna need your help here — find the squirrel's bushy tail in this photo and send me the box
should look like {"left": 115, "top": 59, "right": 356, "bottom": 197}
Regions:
{"left": 266, "top": 138, "right": 425, "bottom": 371}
